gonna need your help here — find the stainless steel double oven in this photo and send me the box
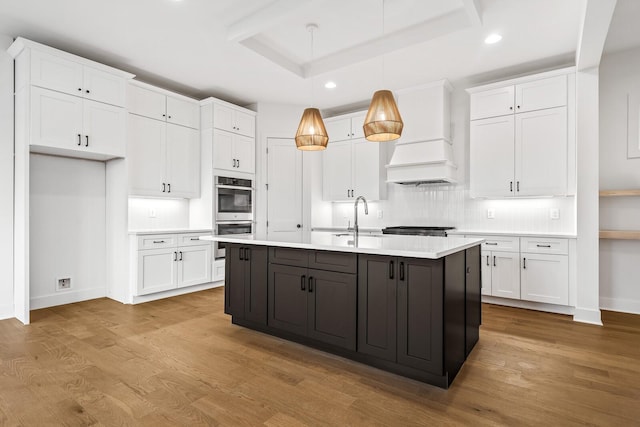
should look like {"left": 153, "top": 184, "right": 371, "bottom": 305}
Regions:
{"left": 214, "top": 176, "right": 253, "bottom": 259}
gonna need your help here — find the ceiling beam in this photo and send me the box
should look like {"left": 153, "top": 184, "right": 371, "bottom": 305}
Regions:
{"left": 227, "top": 0, "right": 314, "bottom": 42}
{"left": 460, "top": 0, "right": 482, "bottom": 26}
{"left": 576, "top": 0, "right": 617, "bottom": 70}
{"left": 240, "top": 38, "right": 304, "bottom": 77}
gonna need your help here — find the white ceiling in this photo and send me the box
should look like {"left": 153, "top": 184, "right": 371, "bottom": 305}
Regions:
{"left": 0, "top": 0, "right": 635, "bottom": 111}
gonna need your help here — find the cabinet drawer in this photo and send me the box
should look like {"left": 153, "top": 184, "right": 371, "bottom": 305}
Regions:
{"left": 178, "top": 233, "right": 209, "bottom": 247}
{"left": 138, "top": 234, "right": 178, "bottom": 250}
{"left": 309, "top": 250, "right": 357, "bottom": 274}
{"left": 520, "top": 237, "right": 568, "bottom": 255}
{"left": 269, "top": 247, "right": 308, "bottom": 268}
{"left": 470, "top": 235, "right": 519, "bottom": 252}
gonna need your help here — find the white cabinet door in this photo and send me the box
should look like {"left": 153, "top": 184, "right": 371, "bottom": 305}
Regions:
{"left": 30, "top": 86, "right": 83, "bottom": 150}
{"left": 165, "top": 124, "right": 200, "bottom": 197}
{"left": 521, "top": 253, "right": 568, "bottom": 305}
{"left": 470, "top": 85, "right": 514, "bottom": 120}
{"left": 234, "top": 134, "right": 255, "bottom": 174}
{"left": 212, "top": 129, "right": 235, "bottom": 171}
{"left": 30, "top": 50, "right": 83, "bottom": 97}
{"left": 166, "top": 96, "right": 199, "bottom": 129}
{"left": 127, "top": 84, "right": 167, "bottom": 122}
{"left": 83, "top": 99, "right": 126, "bottom": 158}
{"left": 470, "top": 115, "right": 515, "bottom": 197}
{"left": 127, "top": 114, "right": 166, "bottom": 196}
{"left": 515, "top": 107, "right": 567, "bottom": 196}
{"left": 352, "top": 139, "right": 383, "bottom": 200}
{"left": 491, "top": 252, "right": 520, "bottom": 299}
{"left": 234, "top": 110, "right": 255, "bottom": 138}
{"left": 325, "top": 117, "right": 352, "bottom": 143}
{"left": 350, "top": 113, "right": 366, "bottom": 139}
{"left": 323, "top": 141, "right": 353, "bottom": 200}
{"left": 137, "top": 248, "right": 177, "bottom": 295}
{"left": 515, "top": 75, "right": 567, "bottom": 113}
{"left": 480, "top": 251, "right": 492, "bottom": 296}
{"left": 83, "top": 66, "right": 126, "bottom": 107}
{"left": 177, "top": 245, "right": 212, "bottom": 288}
{"left": 213, "top": 104, "right": 235, "bottom": 133}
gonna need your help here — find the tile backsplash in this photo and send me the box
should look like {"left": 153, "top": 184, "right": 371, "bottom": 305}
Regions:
{"left": 330, "top": 184, "right": 576, "bottom": 234}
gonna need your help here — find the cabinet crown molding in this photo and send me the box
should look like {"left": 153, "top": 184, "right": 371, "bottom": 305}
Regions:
{"left": 466, "top": 66, "right": 575, "bottom": 94}
{"left": 200, "top": 96, "right": 256, "bottom": 116}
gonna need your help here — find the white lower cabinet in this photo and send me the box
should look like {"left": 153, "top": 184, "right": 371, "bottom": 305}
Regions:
{"left": 489, "top": 251, "right": 521, "bottom": 299}
{"left": 133, "top": 233, "right": 212, "bottom": 296}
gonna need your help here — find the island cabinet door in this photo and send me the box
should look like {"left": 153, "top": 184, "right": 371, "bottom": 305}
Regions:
{"left": 225, "top": 244, "right": 245, "bottom": 318}
{"left": 358, "top": 255, "right": 398, "bottom": 362}
{"left": 268, "top": 264, "right": 309, "bottom": 336}
{"left": 306, "top": 269, "right": 357, "bottom": 351}
{"left": 244, "top": 245, "right": 268, "bottom": 325}
{"left": 397, "top": 257, "right": 444, "bottom": 375}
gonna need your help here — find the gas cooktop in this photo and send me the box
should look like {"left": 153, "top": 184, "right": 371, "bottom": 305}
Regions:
{"left": 381, "top": 226, "right": 456, "bottom": 237}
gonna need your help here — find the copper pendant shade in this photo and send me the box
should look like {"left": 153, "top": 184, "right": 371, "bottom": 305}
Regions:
{"left": 295, "top": 107, "right": 329, "bottom": 151}
{"left": 363, "top": 89, "right": 403, "bottom": 142}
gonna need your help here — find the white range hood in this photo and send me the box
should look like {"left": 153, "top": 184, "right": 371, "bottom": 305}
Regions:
{"left": 386, "top": 80, "right": 457, "bottom": 185}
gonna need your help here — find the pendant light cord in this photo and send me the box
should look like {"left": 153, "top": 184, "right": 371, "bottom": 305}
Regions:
{"left": 381, "top": 0, "right": 385, "bottom": 88}
{"left": 310, "top": 25, "right": 315, "bottom": 107}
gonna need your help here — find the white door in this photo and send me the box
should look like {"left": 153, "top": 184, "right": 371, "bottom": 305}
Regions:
{"left": 137, "top": 248, "right": 177, "bottom": 295}
{"left": 83, "top": 99, "right": 126, "bottom": 158}
{"left": 213, "top": 104, "right": 235, "bottom": 133}
{"left": 127, "top": 114, "right": 166, "bottom": 197}
{"left": 350, "top": 113, "right": 366, "bottom": 139}
{"left": 480, "top": 251, "right": 492, "bottom": 296}
{"left": 469, "top": 115, "right": 515, "bottom": 198}
{"left": 165, "top": 124, "right": 199, "bottom": 197}
{"left": 470, "top": 85, "right": 515, "bottom": 120}
{"left": 177, "top": 245, "right": 212, "bottom": 287}
{"left": 166, "top": 96, "right": 199, "bottom": 129}
{"left": 213, "top": 129, "right": 235, "bottom": 171}
{"left": 83, "top": 66, "right": 126, "bottom": 107}
{"left": 234, "top": 134, "right": 256, "bottom": 174}
{"left": 127, "top": 84, "right": 166, "bottom": 121}
{"left": 30, "top": 49, "right": 83, "bottom": 96}
{"left": 491, "top": 252, "right": 520, "bottom": 299}
{"left": 515, "top": 107, "right": 567, "bottom": 196}
{"left": 515, "top": 75, "right": 567, "bottom": 113}
{"left": 267, "top": 138, "right": 303, "bottom": 242}
{"left": 324, "top": 117, "right": 352, "bottom": 143}
{"left": 30, "top": 86, "right": 83, "bottom": 151}
{"left": 352, "top": 139, "right": 382, "bottom": 200}
{"left": 234, "top": 110, "right": 255, "bottom": 138}
{"left": 323, "top": 141, "right": 353, "bottom": 201}
{"left": 520, "top": 253, "right": 568, "bottom": 305}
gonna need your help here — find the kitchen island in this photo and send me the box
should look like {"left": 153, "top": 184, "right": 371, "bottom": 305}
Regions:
{"left": 200, "top": 233, "right": 484, "bottom": 388}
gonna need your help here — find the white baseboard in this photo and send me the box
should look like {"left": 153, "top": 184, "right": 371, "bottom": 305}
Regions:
{"left": 482, "top": 296, "right": 575, "bottom": 315}
{"left": 30, "top": 287, "right": 107, "bottom": 310}
{"left": 600, "top": 297, "right": 640, "bottom": 315}
{"left": 573, "top": 306, "right": 603, "bottom": 325}
{"left": 0, "top": 304, "right": 13, "bottom": 320}
{"left": 130, "top": 281, "right": 224, "bottom": 305}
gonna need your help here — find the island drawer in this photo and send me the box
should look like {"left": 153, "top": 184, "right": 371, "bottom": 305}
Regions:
{"left": 520, "top": 237, "right": 568, "bottom": 255}
{"left": 309, "top": 250, "right": 357, "bottom": 274}
{"left": 269, "top": 247, "right": 309, "bottom": 267}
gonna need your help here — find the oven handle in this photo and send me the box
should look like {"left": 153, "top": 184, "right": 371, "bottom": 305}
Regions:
{"left": 215, "top": 184, "right": 255, "bottom": 191}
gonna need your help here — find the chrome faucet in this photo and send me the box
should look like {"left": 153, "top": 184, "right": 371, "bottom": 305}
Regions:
{"left": 353, "top": 195, "right": 369, "bottom": 236}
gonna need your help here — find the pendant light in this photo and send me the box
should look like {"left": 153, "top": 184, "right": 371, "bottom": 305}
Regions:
{"left": 363, "top": 0, "right": 403, "bottom": 142}
{"left": 295, "top": 24, "right": 329, "bottom": 151}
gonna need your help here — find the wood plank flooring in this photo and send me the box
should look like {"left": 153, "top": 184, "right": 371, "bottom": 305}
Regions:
{"left": 1, "top": 288, "right": 639, "bottom": 426}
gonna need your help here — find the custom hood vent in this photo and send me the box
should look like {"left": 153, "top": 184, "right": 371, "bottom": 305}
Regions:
{"left": 385, "top": 80, "right": 457, "bottom": 185}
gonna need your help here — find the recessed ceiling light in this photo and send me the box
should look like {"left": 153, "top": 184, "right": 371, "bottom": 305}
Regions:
{"left": 324, "top": 81, "right": 337, "bottom": 89}
{"left": 484, "top": 34, "right": 502, "bottom": 44}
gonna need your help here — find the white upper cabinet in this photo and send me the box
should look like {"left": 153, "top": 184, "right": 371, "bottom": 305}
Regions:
{"left": 213, "top": 103, "right": 255, "bottom": 138}
{"left": 323, "top": 141, "right": 353, "bottom": 201}
{"left": 324, "top": 112, "right": 365, "bottom": 143}
{"left": 30, "top": 49, "right": 126, "bottom": 107}
{"left": 127, "top": 82, "right": 199, "bottom": 129}
{"left": 165, "top": 124, "right": 200, "bottom": 196}
{"left": 82, "top": 98, "right": 126, "bottom": 158}
{"left": 467, "top": 69, "right": 573, "bottom": 198}
{"left": 212, "top": 129, "right": 255, "bottom": 174}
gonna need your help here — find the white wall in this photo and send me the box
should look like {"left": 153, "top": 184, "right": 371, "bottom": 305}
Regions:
{"left": 0, "top": 34, "right": 14, "bottom": 320}
{"left": 599, "top": 47, "right": 640, "bottom": 314}
{"left": 29, "top": 154, "right": 107, "bottom": 309}
{"left": 128, "top": 197, "right": 191, "bottom": 230}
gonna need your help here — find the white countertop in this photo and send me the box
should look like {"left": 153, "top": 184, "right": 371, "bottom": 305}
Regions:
{"left": 448, "top": 230, "right": 577, "bottom": 239}
{"left": 200, "top": 232, "right": 484, "bottom": 259}
{"left": 129, "top": 228, "right": 212, "bottom": 235}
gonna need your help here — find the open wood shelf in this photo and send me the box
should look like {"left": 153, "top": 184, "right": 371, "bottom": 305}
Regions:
{"left": 599, "top": 189, "right": 640, "bottom": 197}
{"left": 599, "top": 230, "right": 640, "bottom": 240}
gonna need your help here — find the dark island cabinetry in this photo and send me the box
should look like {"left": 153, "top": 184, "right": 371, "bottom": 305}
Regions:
{"left": 225, "top": 242, "right": 481, "bottom": 388}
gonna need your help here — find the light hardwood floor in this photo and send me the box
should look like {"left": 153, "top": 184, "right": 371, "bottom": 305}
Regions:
{"left": 1, "top": 288, "right": 639, "bottom": 426}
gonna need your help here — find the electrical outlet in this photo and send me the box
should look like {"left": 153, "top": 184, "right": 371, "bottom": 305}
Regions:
{"left": 487, "top": 208, "right": 496, "bottom": 219}
{"left": 377, "top": 210, "right": 383, "bottom": 219}
{"left": 149, "top": 208, "right": 157, "bottom": 218}
{"left": 57, "top": 277, "right": 71, "bottom": 291}
{"left": 550, "top": 208, "right": 560, "bottom": 220}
